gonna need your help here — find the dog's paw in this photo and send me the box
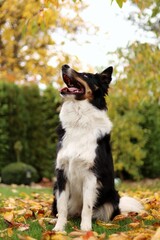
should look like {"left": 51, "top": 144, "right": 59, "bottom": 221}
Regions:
{"left": 53, "top": 225, "right": 65, "bottom": 232}
{"left": 53, "top": 220, "right": 66, "bottom": 232}
{"left": 80, "top": 222, "right": 92, "bottom": 231}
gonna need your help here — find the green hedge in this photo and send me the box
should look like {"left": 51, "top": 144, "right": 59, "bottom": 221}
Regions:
{"left": 1, "top": 162, "right": 39, "bottom": 185}
{"left": 0, "top": 82, "right": 61, "bottom": 179}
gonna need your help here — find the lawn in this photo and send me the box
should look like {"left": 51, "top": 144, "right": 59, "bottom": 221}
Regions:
{"left": 0, "top": 179, "right": 160, "bottom": 240}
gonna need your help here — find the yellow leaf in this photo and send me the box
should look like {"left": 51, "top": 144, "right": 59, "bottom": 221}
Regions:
{"left": 151, "top": 227, "right": 160, "bottom": 240}
{"left": 133, "top": 232, "right": 153, "bottom": 240}
{"left": 16, "top": 216, "right": 26, "bottom": 223}
{"left": 96, "top": 220, "right": 120, "bottom": 229}
{"left": 3, "top": 212, "right": 14, "bottom": 223}
{"left": 143, "top": 215, "right": 154, "bottom": 220}
{"left": 7, "top": 228, "right": 13, "bottom": 237}
{"left": 42, "top": 231, "right": 67, "bottom": 240}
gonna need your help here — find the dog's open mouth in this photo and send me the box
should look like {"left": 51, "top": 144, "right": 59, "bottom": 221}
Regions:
{"left": 60, "top": 74, "right": 85, "bottom": 95}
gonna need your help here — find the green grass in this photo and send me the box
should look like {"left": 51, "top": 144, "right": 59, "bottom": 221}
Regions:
{"left": 117, "top": 178, "right": 160, "bottom": 192}
{"left": 0, "top": 184, "right": 52, "bottom": 198}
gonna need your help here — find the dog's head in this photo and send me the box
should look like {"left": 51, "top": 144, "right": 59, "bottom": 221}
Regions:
{"left": 60, "top": 65, "right": 113, "bottom": 109}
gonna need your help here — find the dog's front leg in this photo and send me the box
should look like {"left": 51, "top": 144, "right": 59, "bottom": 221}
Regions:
{"left": 80, "top": 173, "right": 97, "bottom": 231}
{"left": 53, "top": 170, "right": 69, "bottom": 232}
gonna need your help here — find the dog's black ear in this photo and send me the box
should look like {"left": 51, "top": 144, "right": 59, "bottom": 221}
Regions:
{"left": 100, "top": 66, "right": 113, "bottom": 84}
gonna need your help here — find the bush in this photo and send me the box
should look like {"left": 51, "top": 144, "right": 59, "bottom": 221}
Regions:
{"left": 140, "top": 103, "right": 160, "bottom": 178}
{"left": 1, "top": 162, "right": 39, "bottom": 185}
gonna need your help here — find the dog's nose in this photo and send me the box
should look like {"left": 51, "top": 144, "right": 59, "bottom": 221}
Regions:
{"left": 62, "top": 65, "right": 70, "bottom": 70}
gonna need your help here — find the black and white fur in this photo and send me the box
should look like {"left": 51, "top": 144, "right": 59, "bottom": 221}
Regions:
{"left": 52, "top": 65, "right": 143, "bottom": 231}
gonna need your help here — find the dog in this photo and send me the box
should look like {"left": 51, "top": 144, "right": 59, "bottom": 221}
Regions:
{"left": 52, "top": 64, "right": 143, "bottom": 231}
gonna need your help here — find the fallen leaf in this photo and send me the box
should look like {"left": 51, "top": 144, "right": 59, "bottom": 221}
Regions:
{"left": 38, "top": 218, "right": 46, "bottom": 229}
{"left": 17, "top": 234, "right": 37, "bottom": 240}
{"left": 42, "top": 231, "right": 67, "bottom": 240}
{"left": 83, "top": 231, "right": 95, "bottom": 240}
{"left": 128, "top": 222, "right": 141, "bottom": 228}
{"left": 0, "top": 207, "right": 14, "bottom": 213}
{"left": 96, "top": 220, "right": 120, "bottom": 229}
{"left": 16, "top": 216, "right": 26, "bottom": 223}
{"left": 109, "top": 232, "right": 130, "bottom": 240}
{"left": 3, "top": 211, "right": 14, "bottom": 222}
{"left": 24, "top": 209, "right": 33, "bottom": 219}
{"left": 7, "top": 228, "right": 13, "bottom": 237}
{"left": 69, "top": 231, "right": 87, "bottom": 237}
{"left": 151, "top": 227, "right": 160, "bottom": 240}
{"left": 99, "top": 233, "right": 106, "bottom": 240}
{"left": 113, "top": 214, "right": 128, "bottom": 222}
{"left": 16, "top": 209, "right": 26, "bottom": 215}
{"left": 12, "top": 189, "right": 18, "bottom": 193}
{"left": 133, "top": 232, "right": 153, "bottom": 240}
{"left": 17, "top": 224, "right": 30, "bottom": 232}
{"left": 0, "top": 230, "right": 6, "bottom": 238}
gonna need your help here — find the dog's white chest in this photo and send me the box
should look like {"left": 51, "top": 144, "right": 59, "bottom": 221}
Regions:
{"left": 56, "top": 100, "right": 112, "bottom": 173}
{"left": 58, "top": 128, "right": 97, "bottom": 169}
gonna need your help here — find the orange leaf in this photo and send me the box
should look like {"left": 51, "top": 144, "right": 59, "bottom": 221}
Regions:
{"left": 113, "top": 214, "right": 128, "bottom": 222}
{"left": 83, "top": 231, "right": 96, "bottom": 239}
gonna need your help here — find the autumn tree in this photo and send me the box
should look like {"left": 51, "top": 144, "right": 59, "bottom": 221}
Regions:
{"left": 0, "top": 0, "right": 86, "bottom": 84}
{"left": 108, "top": 0, "right": 160, "bottom": 179}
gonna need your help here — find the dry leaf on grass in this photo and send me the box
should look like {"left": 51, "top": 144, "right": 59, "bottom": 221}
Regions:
{"left": 151, "top": 227, "right": 160, "bottom": 240}
{"left": 42, "top": 231, "right": 67, "bottom": 240}
{"left": 96, "top": 220, "right": 120, "bottom": 229}
{"left": 3, "top": 211, "right": 14, "bottom": 222}
{"left": 17, "top": 234, "right": 37, "bottom": 240}
{"left": 109, "top": 232, "right": 130, "bottom": 240}
{"left": 0, "top": 228, "right": 13, "bottom": 238}
{"left": 128, "top": 222, "right": 141, "bottom": 228}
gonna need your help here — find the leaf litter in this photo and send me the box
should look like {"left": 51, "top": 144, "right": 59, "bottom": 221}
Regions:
{"left": 0, "top": 186, "right": 160, "bottom": 240}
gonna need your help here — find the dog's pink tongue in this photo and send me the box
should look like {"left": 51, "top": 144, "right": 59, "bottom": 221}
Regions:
{"left": 68, "top": 87, "right": 79, "bottom": 93}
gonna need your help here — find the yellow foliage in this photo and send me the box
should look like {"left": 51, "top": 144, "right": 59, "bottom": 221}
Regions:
{"left": 0, "top": 0, "right": 86, "bottom": 84}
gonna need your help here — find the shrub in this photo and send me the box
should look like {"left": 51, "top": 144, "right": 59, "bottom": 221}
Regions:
{"left": 1, "top": 162, "right": 39, "bottom": 185}
{"left": 140, "top": 103, "right": 160, "bottom": 178}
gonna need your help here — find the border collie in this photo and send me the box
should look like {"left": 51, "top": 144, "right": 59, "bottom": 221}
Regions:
{"left": 52, "top": 65, "right": 143, "bottom": 231}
